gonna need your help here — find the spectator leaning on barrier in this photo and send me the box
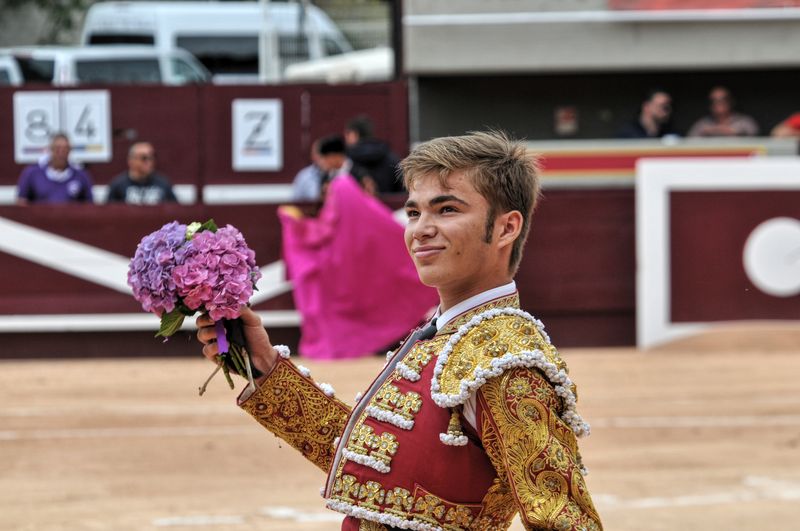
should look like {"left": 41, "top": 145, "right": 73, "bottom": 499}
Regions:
{"left": 770, "top": 112, "right": 800, "bottom": 138}
{"left": 16, "top": 133, "right": 94, "bottom": 205}
{"left": 617, "top": 89, "right": 677, "bottom": 139}
{"left": 107, "top": 142, "right": 178, "bottom": 205}
{"left": 291, "top": 139, "right": 326, "bottom": 202}
{"left": 344, "top": 114, "right": 403, "bottom": 194}
{"left": 688, "top": 86, "right": 759, "bottom": 137}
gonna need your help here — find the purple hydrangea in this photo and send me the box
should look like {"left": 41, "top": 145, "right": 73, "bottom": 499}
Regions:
{"left": 127, "top": 221, "right": 188, "bottom": 316}
{"left": 172, "top": 225, "right": 262, "bottom": 321}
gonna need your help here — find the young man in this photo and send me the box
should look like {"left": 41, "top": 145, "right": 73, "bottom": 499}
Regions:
{"left": 107, "top": 142, "right": 177, "bottom": 205}
{"left": 196, "top": 131, "right": 602, "bottom": 530}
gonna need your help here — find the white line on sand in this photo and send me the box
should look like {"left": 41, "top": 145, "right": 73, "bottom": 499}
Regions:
{"left": 0, "top": 425, "right": 254, "bottom": 441}
{"left": 591, "top": 414, "right": 800, "bottom": 429}
{"left": 153, "top": 515, "right": 246, "bottom": 527}
{"left": 260, "top": 506, "right": 344, "bottom": 523}
{"left": 594, "top": 475, "right": 800, "bottom": 510}
{"left": 0, "top": 403, "right": 237, "bottom": 417}
{"left": 150, "top": 507, "right": 344, "bottom": 527}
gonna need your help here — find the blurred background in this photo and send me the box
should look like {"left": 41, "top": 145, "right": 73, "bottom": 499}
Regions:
{"left": 1, "top": 0, "right": 798, "bottom": 355}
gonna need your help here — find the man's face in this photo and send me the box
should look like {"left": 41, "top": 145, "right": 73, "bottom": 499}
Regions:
{"left": 404, "top": 171, "right": 504, "bottom": 298}
{"left": 646, "top": 93, "right": 672, "bottom": 124}
{"left": 319, "top": 153, "right": 344, "bottom": 173}
{"left": 128, "top": 144, "right": 156, "bottom": 180}
{"left": 343, "top": 129, "right": 359, "bottom": 147}
{"left": 709, "top": 88, "right": 731, "bottom": 118}
{"left": 49, "top": 138, "right": 70, "bottom": 169}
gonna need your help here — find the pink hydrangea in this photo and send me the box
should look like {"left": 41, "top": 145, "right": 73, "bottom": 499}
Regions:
{"left": 128, "top": 221, "right": 261, "bottom": 322}
{"left": 172, "top": 225, "right": 261, "bottom": 321}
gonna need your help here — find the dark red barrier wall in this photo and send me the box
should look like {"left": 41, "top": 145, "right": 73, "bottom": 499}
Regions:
{"left": 670, "top": 191, "right": 800, "bottom": 322}
{"left": 0, "top": 189, "right": 636, "bottom": 358}
{"left": 0, "top": 82, "right": 409, "bottom": 188}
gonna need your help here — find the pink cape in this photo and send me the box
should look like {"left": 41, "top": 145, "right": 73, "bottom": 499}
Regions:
{"left": 279, "top": 175, "right": 438, "bottom": 359}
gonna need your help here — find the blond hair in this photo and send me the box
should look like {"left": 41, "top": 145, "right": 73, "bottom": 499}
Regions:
{"left": 400, "top": 130, "right": 540, "bottom": 274}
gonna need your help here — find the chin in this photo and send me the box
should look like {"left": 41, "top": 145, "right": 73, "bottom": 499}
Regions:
{"left": 414, "top": 268, "right": 441, "bottom": 289}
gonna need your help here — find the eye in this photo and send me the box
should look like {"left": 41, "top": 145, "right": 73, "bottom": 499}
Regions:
{"left": 406, "top": 209, "right": 420, "bottom": 218}
{"left": 440, "top": 205, "right": 457, "bottom": 214}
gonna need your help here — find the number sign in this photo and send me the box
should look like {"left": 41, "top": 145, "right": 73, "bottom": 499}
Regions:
{"left": 13, "top": 90, "right": 112, "bottom": 164}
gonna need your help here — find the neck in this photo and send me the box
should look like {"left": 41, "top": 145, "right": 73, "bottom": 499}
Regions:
{"left": 437, "top": 276, "right": 513, "bottom": 314}
{"left": 50, "top": 161, "right": 68, "bottom": 171}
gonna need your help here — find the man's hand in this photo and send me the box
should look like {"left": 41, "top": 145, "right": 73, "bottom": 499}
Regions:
{"left": 196, "top": 307, "right": 279, "bottom": 379}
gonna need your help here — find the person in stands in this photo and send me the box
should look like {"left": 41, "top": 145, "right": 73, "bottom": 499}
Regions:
{"left": 688, "top": 86, "right": 759, "bottom": 137}
{"left": 617, "top": 89, "right": 677, "bottom": 139}
{"left": 107, "top": 142, "right": 178, "bottom": 205}
{"left": 16, "top": 133, "right": 94, "bottom": 205}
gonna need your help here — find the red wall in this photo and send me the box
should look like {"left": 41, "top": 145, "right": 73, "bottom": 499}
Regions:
{"left": 670, "top": 191, "right": 800, "bottom": 322}
{"left": 0, "top": 82, "right": 409, "bottom": 188}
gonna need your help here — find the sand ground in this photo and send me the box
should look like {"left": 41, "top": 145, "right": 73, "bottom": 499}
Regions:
{"left": 2, "top": 325, "right": 799, "bottom": 530}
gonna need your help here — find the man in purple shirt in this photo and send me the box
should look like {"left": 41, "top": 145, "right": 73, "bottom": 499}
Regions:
{"left": 16, "top": 133, "right": 94, "bottom": 205}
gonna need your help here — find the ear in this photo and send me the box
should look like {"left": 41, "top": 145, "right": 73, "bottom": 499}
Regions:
{"left": 495, "top": 210, "right": 523, "bottom": 249}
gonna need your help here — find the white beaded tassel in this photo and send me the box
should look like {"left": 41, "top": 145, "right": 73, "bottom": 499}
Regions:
{"left": 439, "top": 409, "right": 468, "bottom": 446}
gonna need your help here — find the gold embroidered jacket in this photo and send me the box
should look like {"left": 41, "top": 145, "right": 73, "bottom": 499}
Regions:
{"left": 240, "top": 295, "right": 602, "bottom": 530}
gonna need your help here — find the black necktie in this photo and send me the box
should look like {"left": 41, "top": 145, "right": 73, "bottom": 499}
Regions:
{"left": 417, "top": 317, "right": 438, "bottom": 341}
{"left": 392, "top": 317, "right": 438, "bottom": 359}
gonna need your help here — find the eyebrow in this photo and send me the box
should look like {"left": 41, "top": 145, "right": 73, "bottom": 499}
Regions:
{"left": 404, "top": 194, "right": 469, "bottom": 209}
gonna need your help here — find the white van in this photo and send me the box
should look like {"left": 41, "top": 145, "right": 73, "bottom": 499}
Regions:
{"left": 285, "top": 46, "right": 393, "bottom": 84}
{"left": 81, "top": 1, "right": 353, "bottom": 82}
{"left": 7, "top": 45, "right": 210, "bottom": 86}
{"left": 0, "top": 53, "right": 23, "bottom": 86}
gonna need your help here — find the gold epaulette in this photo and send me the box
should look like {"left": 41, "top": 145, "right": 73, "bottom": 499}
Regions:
{"left": 430, "top": 308, "right": 590, "bottom": 438}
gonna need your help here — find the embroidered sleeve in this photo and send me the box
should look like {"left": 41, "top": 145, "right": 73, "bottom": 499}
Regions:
{"left": 477, "top": 367, "right": 602, "bottom": 531}
{"left": 239, "top": 357, "right": 352, "bottom": 472}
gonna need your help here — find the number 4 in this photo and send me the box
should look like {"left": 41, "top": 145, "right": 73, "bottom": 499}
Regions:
{"left": 74, "top": 105, "right": 96, "bottom": 139}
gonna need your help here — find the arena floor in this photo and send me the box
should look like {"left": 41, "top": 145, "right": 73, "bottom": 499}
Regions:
{"left": 3, "top": 324, "right": 799, "bottom": 531}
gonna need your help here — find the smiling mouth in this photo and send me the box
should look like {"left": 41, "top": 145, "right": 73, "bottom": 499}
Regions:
{"left": 413, "top": 246, "right": 444, "bottom": 259}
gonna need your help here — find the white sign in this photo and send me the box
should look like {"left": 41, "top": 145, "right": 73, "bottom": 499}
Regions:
{"left": 61, "top": 91, "right": 112, "bottom": 162}
{"left": 232, "top": 99, "right": 283, "bottom": 171}
{"left": 13, "top": 91, "right": 60, "bottom": 163}
{"left": 13, "top": 90, "right": 112, "bottom": 164}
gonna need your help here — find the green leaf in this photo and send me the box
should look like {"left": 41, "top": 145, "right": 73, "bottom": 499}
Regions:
{"left": 199, "top": 219, "right": 218, "bottom": 233}
{"left": 156, "top": 308, "right": 186, "bottom": 338}
{"left": 176, "top": 301, "right": 197, "bottom": 316}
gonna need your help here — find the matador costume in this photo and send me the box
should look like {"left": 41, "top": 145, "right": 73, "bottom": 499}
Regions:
{"left": 238, "top": 283, "right": 602, "bottom": 530}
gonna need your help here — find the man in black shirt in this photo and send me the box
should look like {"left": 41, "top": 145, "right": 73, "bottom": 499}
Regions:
{"left": 107, "top": 142, "right": 178, "bottom": 205}
{"left": 344, "top": 115, "right": 403, "bottom": 194}
{"left": 617, "top": 89, "right": 677, "bottom": 139}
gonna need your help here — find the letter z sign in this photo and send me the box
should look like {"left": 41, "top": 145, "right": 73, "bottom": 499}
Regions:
{"left": 232, "top": 99, "right": 283, "bottom": 172}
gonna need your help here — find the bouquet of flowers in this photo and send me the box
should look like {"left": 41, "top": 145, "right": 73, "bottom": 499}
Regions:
{"left": 127, "top": 219, "right": 262, "bottom": 395}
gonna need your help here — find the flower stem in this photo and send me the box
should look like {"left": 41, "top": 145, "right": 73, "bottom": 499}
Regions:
{"left": 198, "top": 361, "right": 222, "bottom": 396}
{"left": 229, "top": 346, "right": 246, "bottom": 377}
{"left": 221, "top": 359, "right": 235, "bottom": 389}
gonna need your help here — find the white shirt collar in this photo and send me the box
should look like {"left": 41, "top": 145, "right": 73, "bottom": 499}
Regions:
{"left": 435, "top": 281, "right": 517, "bottom": 331}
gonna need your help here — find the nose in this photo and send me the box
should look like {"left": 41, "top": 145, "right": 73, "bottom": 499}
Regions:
{"left": 411, "top": 211, "right": 437, "bottom": 241}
